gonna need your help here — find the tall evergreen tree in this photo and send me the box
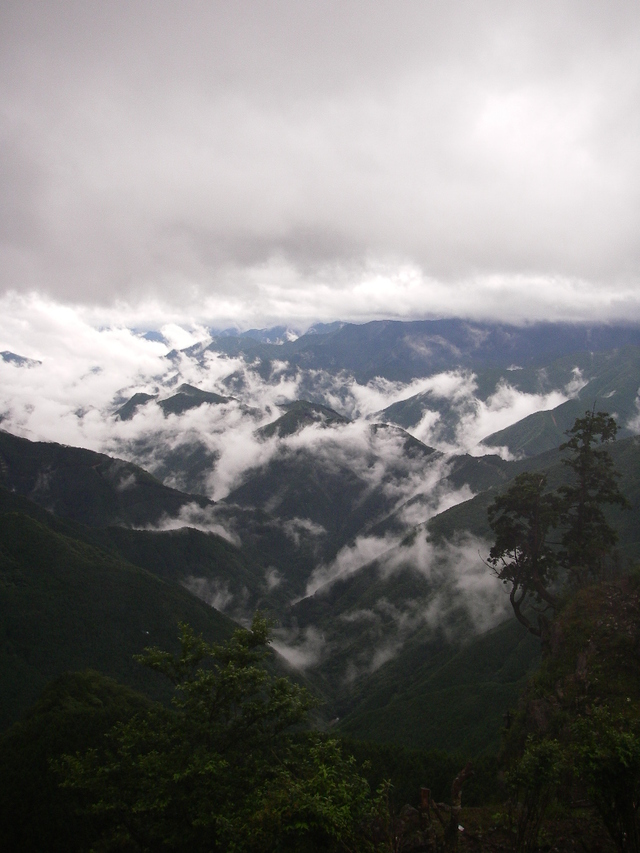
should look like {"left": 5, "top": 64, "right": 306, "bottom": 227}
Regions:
{"left": 487, "top": 410, "right": 629, "bottom": 637}
{"left": 559, "top": 409, "right": 629, "bottom": 585}
{"left": 487, "top": 472, "right": 561, "bottom": 638}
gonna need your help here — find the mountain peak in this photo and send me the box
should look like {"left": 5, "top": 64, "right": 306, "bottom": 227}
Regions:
{"left": 115, "top": 384, "right": 233, "bottom": 420}
{"left": 258, "top": 400, "right": 350, "bottom": 439}
{"left": 1, "top": 350, "right": 41, "bottom": 368}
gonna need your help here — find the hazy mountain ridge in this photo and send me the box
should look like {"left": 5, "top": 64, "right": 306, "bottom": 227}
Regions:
{"left": 0, "top": 351, "right": 42, "bottom": 368}
{"left": 97, "top": 334, "right": 639, "bottom": 513}
{"left": 2, "top": 320, "right": 640, "bottom": 753}
{"left": 196, "top": 320, "right": 640, "bottom": 384}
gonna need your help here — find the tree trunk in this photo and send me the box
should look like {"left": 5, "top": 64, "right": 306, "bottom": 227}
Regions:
{"left": 444, "top": 762, "right": 473, "bottom": 852}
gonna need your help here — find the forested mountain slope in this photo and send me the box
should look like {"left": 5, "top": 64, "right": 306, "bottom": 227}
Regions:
{"left": 0, "top": 429, "right": 214, "bottom": 528}
{"left": 0, "top": 496, "right": 236, "bottom": 729}
{"left": 428, "top": 434, "right": 640, "bottom": 562}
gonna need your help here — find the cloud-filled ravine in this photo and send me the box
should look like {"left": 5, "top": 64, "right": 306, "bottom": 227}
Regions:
{"left": 3, "top": 312, "right": 640, "bottom": 680}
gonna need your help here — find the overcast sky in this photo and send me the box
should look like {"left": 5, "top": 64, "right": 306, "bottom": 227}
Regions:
{"left": 1, "top": 1, "right": 639, "bottom": 330}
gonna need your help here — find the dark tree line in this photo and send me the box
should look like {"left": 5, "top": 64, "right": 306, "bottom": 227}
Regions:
{"left": 490, "top": 412, "right": 640, "bottom": 853}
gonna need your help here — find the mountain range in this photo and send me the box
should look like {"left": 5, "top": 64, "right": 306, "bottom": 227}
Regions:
{"left": 1, "top": 318, "right": 639, "bottom": 753}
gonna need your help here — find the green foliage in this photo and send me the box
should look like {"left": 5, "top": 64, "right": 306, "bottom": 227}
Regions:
{"left": 0, "top": 670, "right": 155, "bottom": 852}
{"left": 559, "top": 410, "right": 630, "bottom": 584}
{"left": 570, "top": 707, "right": 640, "bottom": 852}
{"left": 341, "top": 739, "right": 500, "bottom": 808}
{"left": 57, "top": 617, "right": 378, "bottom": 852}
{"left": 507, "top": 736, "right": 565, "bottom": 851}
{"left": 500, "top": 574, "right": 640, "bottom": 852}
{"left": 507, "top": 709, "right": 640, "bottom": 853}
{"left": 485, "top": 416, "right": 636, "bottom": 847}
{"left": 487, "top": 411, "right": 630, "bottom": 638}
{"left": 487, "top": 472, "right": 562, "bottom": 636}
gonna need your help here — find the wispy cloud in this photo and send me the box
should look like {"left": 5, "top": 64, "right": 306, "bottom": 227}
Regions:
{"left": 139, "top": 502, "right": 240, "bottom": 546}
{"left": 182, "top": 576, "right": 236, "bottom": 613}
{"left": 290, "top": 531, "right": 509, "bottom": 677}
{"left": 305, "top": 533, "right": 400, "bottom": 598}
{"left": 272, "top": 626, "right": 326, "bottom": 671}
{"left": 401, "top": 371, "right": 578, "bottom": 456}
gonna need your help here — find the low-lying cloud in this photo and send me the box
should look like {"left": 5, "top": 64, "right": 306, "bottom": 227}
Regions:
{"left": 304, "top": 469, "right": 474, "bottom": 598}
{"left": 182, "top": 576, "right": 236, "bottom": 613}
{"left": 272, "top": 626, "right": 326, "bottom": 671}
{"left": 405, "top": 371, "right": 579, "bottom": 456}
{"left": 0, "top": 297, "right": 590, "bottom": 513}
{"left": 305, "top": 533, "right": 400, "bottom": 598}
{"left": 284, "top": 529, "right": 510, "bottom": 678}
{"left": 143, "top": 502, "right": 240, "bottom": 546}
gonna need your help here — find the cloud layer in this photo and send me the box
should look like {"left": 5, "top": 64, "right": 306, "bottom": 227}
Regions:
{"left": 1, "top": 2, "right": 639, "bottom": 325}
{"left": 0, "top": 296, "right": 591, "bottom": 501}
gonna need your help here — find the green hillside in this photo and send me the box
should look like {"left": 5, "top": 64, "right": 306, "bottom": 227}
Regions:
{"left": 0, "top": 506, "right": 235, "bottom": 730}
{"left": 0, "top": 485, "right": 265, "bottom": 604}
{"left": 482, "top": 346, "right": 640, "bottom": 456}
{"left": 337, "top": 617, "right": 540, "bottom": 755}
{"left": 103, "top": 525, "right": 279, "bottom": 613}
{"left": 428, "top": 434, "right": 640, "bottom": 561}
{"left": 0, "top": 427, "right": 410, "bottom": 597}
{"left": 0, "top": 429, "right": 214, "bottom": 527}
{"left": 288, "top": 552, "right": 540, "bottom": 754}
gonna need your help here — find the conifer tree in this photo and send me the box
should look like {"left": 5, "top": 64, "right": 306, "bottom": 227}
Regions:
{"left": 487, "top": 472, "right": 561, "bottom": 637}
{"left": 558, "top": 409, "right": 629, "bottom": 585}
{"left": 487, "top": 410, "right": 629, "bottom": 636}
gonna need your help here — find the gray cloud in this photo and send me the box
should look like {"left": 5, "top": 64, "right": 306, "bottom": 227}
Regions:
{"left": 1, "top": 2, "right": 639, "bottom": 323}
